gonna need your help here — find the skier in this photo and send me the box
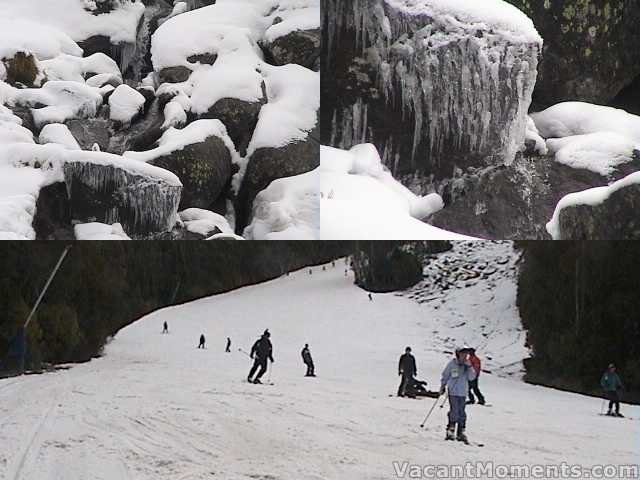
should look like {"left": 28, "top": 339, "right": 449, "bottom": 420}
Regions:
{"left": 467, "top": 348, "right": 486, "bottom": 405}
{"left": 198, "top": 334, "right": 206, "bottom": 349}
{"left": 248, "top": 330, "right": 274, "bottom": 384}
{"left": 225, "top": 337, "right": 231, "bottom": 353}
{"left": 601, "top": 363, "right": 625, "bottom": 417}
{"left": 301, "top": 343, "right": 315, "bottom": 377}
{"left": 162, "top": 321, "right": 168, "bottom": 334}
{"left": 440, "top": 346, "right": 477, "bottom": 442}
{"left": 397, "top": 347, "right": 417, "bottom": 398}
{"left": 368, "top": 292, "right": 373, "bottom": 301}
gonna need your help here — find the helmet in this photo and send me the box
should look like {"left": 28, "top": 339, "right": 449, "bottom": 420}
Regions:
{"left": 455, "top": 345, "right": 471, "bottom": 354}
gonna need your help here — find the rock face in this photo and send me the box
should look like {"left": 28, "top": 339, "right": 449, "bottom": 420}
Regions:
{"left": 63, "top": 160, "right": 181, "bottom": 237}
{"left": 148, "top": 136, "right": 233, "bottom": 211}
{"left": 236, "top": 134, "right": 318, "bottom": 234}
{"left": 352, "top": 242, "right": 423, "bottom": 293}
{"left": 265, "top": 29, "right": 320, "bottom": 71}
{"left": 322, "top": 0, "right": 541, "bottom": 195}
{"left": 32, "top": 182, "right": 74, "bottom": 240}
{"left": 553, "top": 181, "right": 640, "bottom": 240}
{"left": 66, "top": 118, "right": 113, "bottom": 152}
{"left": 430, "top": 153, "right": 640, "bottom": 240}
{"left": 2, "top": 52, "right": 39, "bottom": 87}
{"left": 505, "top": 0, "right": 640, "bottom": 107}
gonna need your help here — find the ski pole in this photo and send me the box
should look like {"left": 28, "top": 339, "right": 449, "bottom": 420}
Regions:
{"left": 600, "top": 398, "right": 606, "bottom": 415}
{"left": 420, "top": 394, "right": 443, "bottom": 428}
{"left": 238, "top": 348, "right": 251, "bottom": 358}
{"left": 440, "top": 394, "right": 449, "bottom": 409}
{"left": 267, "top": 362, "right": 273, "bottom": 384}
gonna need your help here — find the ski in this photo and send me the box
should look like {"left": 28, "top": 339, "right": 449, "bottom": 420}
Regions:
{"left": 598, "top": 414, "right": 634, "bottom": 420}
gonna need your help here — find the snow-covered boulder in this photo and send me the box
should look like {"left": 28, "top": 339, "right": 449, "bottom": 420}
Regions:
{"left": 65, "top": 118, "right": 112, "bottom": 152}
{"left": 109, "top": 84, "right": 146, "bottom": 128}
{"left": 124, "top": 120, "right": 237, "bottom": 210}
{"left": 179, "top": 208, "right": 234, "bottom": 239}
{"left": 39, "top": 123, "right": 81, "bottom": 150}
{"left": 243, "top": 168, "right": 319, "bottom": 240}
{"left": 323, "top": 0, "right": 542, "bottom": 193}
{"left": 547, "top": 172, "right": 640, "bottom": 240}
{"left": 74, "top": 221, "right": 131, "bottom": 240}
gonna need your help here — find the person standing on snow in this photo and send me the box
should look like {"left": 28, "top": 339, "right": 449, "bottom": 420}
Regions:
{"left": 467, "top": 348, "right": 486, "bottom": 405}
{"left": 198, "top": 334, "right": 206, "bottom": 349}
{"left": 226, "top": 337, "right": 231, "bottom": 353}
{"left": 248, "top": 330, "right": 274, "bottom": 384}
{"left": 162, "top": 321, "right": 169, "bottom": 334}
{"left": 301, "top": 343, "right": 315, "bottom": 377}
{"left": 440, "top": 346, "right": 477, "bottom": 442}
{"left": 601, "top": 363, "right": 625, "bottom": 417}
{"left": 398, "top": 347, "right": 417, "bottom": 398}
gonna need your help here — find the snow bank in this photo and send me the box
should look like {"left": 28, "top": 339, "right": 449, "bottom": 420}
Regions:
{"left": 0, "top": 0, "right": 145, "bottom": 44}
{"left": 124, "top": 119, "right": 237, "bottom": 163}
{"left": 74, "top": 221, "right": 131, "bottom": 240}
{"left": 179, "top": 208, "right": 234, "bottom": 236}
{"left": 109, "top": 84, "right": 146, "bottom": 125}
{"left": 546, "top": 132, "right": 637, "bottom": 177}
{"left": 0, "top": 18, "right": 82, "bottom": 60}
{"left": 546, "top": 172, "right": 640, "bottom": 240}
{"left": 0, "top": 165, "right": 47, "bottom": 240}
{"left": 321, "top": 144, "right": 473, "bottom": 240}
{"left": 243, "top": 168, "right": 319, "bottom": 240}
{"left": 41, "top": 53, "right": 122, "bottom": 83}
{"left": 39, "top": 123, "right": 81, "bottom": 150}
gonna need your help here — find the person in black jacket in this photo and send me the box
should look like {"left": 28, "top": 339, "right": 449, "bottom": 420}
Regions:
{"left": 248, "top": 330, "right": 274, "bottom": 384}
{"left": 225, "top": 337, "right": 231, "bottom": 353}
{"left": 198, "top": 334, "right": 206, "bottom": 349}
{"left": 301, "top": 343, "right": 315, "bottom": 377}
{"left": 398, "top": 347, "right": 417, "bottom": 398}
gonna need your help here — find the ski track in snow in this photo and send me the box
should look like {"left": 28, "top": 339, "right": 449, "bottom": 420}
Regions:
{"left": 1, "top": 243, "right": 638, "bottom": 479}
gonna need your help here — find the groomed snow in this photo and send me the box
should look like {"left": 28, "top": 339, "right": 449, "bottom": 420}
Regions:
{"left": 384, "top": 0, "right": 542, "bottom": 44}
{"left": 0, "top": 245, "right": 636, "bottom": 478}
{"left": 546, "top": 171, "right": 640, "bottom": 240}
{"left": 321, "top": 144, "right": 473, "bottom": 240}
{"left": 243, "top": 168, "right": 320, "bottom": 240}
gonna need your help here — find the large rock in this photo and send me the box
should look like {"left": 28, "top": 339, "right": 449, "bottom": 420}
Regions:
{"left": 265, "top": 29, "right": 320, "bottom": 71}
{"left": 147, "top": 135, "right": 233, "bottom": 211}
{"left": 66, "top": 118, "right": 112, "bottom": 152}
{"left": 32, "top": 182, "right": 74, "bottom": 240}
{"left": 505, "top": 0, "right": 640, "bottom": 107}
{"left": 235, "top": 134, "right": 318, "bottom": 234}
{"left": 322, "top": 0, "right": 541, "bottom": 195}
{"left": 2, "top": 52, "right": 40, "bottom": 87}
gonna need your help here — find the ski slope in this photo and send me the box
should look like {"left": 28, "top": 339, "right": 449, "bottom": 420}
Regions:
{"left": 1, "top": 244, "right": 638, "bottom": 479}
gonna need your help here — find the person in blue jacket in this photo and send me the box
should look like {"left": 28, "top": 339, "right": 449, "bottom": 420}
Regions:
{"left": 440, "top": 346, "right": 477, "bottom": 442}
{"left": 601, "top": 363, "right": 625, "bottom": 417}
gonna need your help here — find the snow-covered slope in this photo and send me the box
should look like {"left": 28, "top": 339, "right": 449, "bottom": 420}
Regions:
{"left": 1, "top": 244, "right": 637, "bottom": 479}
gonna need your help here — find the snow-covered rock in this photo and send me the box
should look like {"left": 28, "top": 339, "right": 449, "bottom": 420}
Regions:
{"left": 109, "top": 84, "right": 147, "bottom": 127}
{"left": 320, "top": 144, "right": 472, "bottom": 240}
{"left": 244, "top": 168, "right": 319, "bottom": 240}
{"left": 74, "top": 221, "right": 131, "bottom": 240}
{"left": 179, "top": 208, "right": 234, "bottom": 238}
{"left": 39, "top": 123, "right": 81, "bottom": 150}
{"left": 323, "top": 0, "right": 542, "bottom": 193}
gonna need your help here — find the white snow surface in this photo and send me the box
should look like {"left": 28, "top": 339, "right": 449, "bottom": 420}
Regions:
{"left": 39, "top": 123, "right": 81, "bottom": 151}
{"left": 0, "top": 18, "right": 82, "bottom": 61}
{"left": 321, "top": 144, "right": 473, "bottom": 240}
{"left": 73, "top": 221, "right": 131, "bottom": 240}
{"left": 1, "top": 243, "right": 637, "bottom": 479}
{"left": 109, "top": 84, "right": 146, "bottom": 125}
{"left": 0, "top": 0, "right": 145, "bottom": 44}
{"left": 243, "top": 168, "right": 320, "bottom": 240}
{"left": 546, "top": 171, "right": 640, "bottom": 240}
{"left": 179, "top": 208, "right": 234, "bottom": 236}
{"left": 385, "top": 0, "right": 542, "bottom": 43}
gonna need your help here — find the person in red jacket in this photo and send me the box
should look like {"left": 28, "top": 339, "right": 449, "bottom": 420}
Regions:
{"left": 467, "top": 348, "right": 486, "bottom": 405}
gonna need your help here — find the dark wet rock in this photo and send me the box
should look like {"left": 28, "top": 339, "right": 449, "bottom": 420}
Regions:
{"left": 265, "top": 29, "right": 320, "bottom": 70}
{"left": 108, "top": 98, "right": 165, "bottom": 154}
{"left": 554, "top": 181, "right": 640, "bottom": 240}
{"left": 158, "top": 66, "right": 191, "bottom": 84}
{"left": 2, "top": 51, "right": 39, "bottom": 87}
{"left": 147, "top": 134, "right": 233, "bottom": 210}
{"left": 10, "top": 105, "right": 37, "bottom": 135}
{"left": 430, "top": 153, "right": 640, "bottom": 240}
{"left": 505, "top": 0, "right": 640, "bottom": 107}
{"left": 66, "top": 118, "right": 113, "bottom": 152}
{"left": 32, "top": 182, "right": 74, "bottom": 240}
{"left": 187, "top": 53, "right": 217, "bottom": 65}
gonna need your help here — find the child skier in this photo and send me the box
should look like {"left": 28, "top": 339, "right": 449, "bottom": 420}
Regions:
{"left": 467, "top": 348, "right": 486, "bottom": 405}
{"left": 440, "top": 346, "right": 477, "bottom": 443}
{"left": 601, "top": 363, "right": 625, "bottom": 417}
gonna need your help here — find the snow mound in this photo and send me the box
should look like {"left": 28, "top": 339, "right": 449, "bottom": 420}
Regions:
{"left": 74, "top": 221, "right": 131, "bottom": 240}
{"left": 0, "top": 18, "right": 82, "bottom": 61}
{"left": 243, "top": 168, "right": 320, "bottom": 240}
{"left": 546, "top": 132, "right": 637, "bottom": 177}
{"left": 524, "top": 116, "right": 548, "bottom": 155}
{"left": 39, "top": 124, "right": 81, "bottom": 150}
{"left": 264, "top": 0, "right": 320, "bottom": 42}
{"left": 546, "top": 171, "right": 640, "bottom": 240}
{"left": 41, "top": 53, "right": 122, "bottom": 84}
{"left": 321, "top": 144, "right": 469, "bottom": 240}
{"left": 109, "top": 84, "right": 146, "bottom": 125}
{"left": 179, "top": 208, "right": 234, "bottom": 236}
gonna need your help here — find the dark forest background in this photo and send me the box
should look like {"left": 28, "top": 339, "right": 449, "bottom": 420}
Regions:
{"left": 516, "top": 241, "right": 640, "bottom": 401}
{"left": 0, "top": 242, "right": 351, "bottom": 373}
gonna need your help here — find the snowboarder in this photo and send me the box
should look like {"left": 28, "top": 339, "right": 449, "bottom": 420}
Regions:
{"left": 248, "top": 330, "right": 274, "bottom": 384}
{"left": 601, "top": 363, "right": 624, "bottom": 417}
{"left": 198, "top": 334, "right": 206, "bottom": 349}
{"left": 440, "top": 346, "right": 477, "bottom": 442}
{"left": 467, "top": 348, "right": 486, "bottom": 405}
{"left": 397, "top": 347, "right": 417, "bottom": 398}
{"left": 225, "top": 337, "right": 231, "bottom": 353}
{"left": 162, "top": 321, "right": 168, "bottom": 334}
{"left": 301, "top": 343, "right": 315, "bottom": 377}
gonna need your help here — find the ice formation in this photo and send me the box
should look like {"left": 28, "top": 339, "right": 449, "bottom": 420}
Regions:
{"left": 324, "top": 0, "right": 542, "bottom": 189}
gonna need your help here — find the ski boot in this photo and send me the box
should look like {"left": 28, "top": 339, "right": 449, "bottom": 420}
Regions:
{"left": 247, "top": 376, "right": 253, "bottom": 383}
{"left": 253, "top": 378, "right": 262, "bottom": 384}
{"left": 445, "top": 424, "right": 456, "bottom": 441}
{"left": 456, "top": 425, "right": 468, "bottom": 444}
{"left": 606, "top": 410, "right": 614, "bottom": 416}
{"left": 615, "top": 412, "right": 624, "bottom": 418}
